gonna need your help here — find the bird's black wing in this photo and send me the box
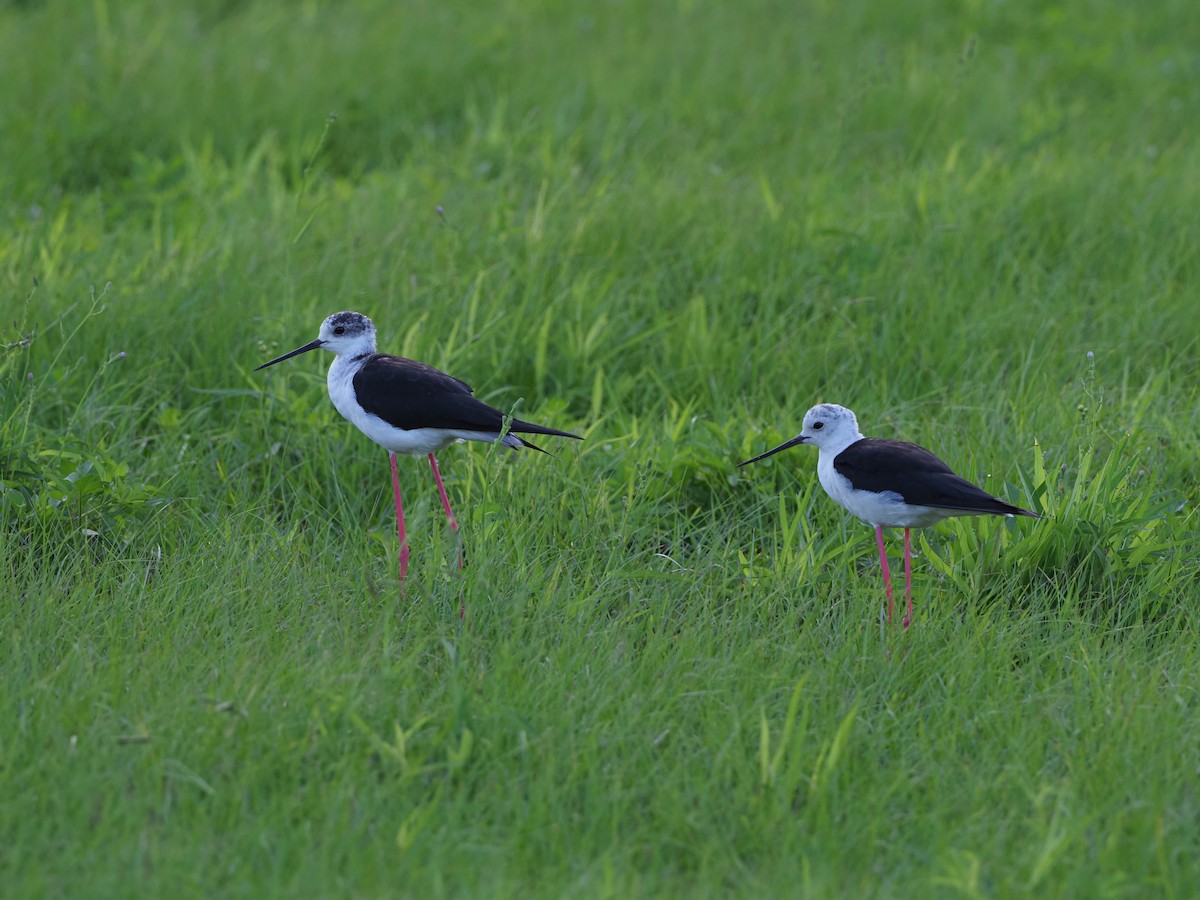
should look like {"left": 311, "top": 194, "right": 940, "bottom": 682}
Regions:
{"left": 352, "top": 354, "right": 581, "bottom": 446}
{"left": 834, "top": 438, "right": 1037, "bottom": 517}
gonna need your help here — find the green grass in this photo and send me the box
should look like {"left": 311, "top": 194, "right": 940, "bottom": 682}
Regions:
{"left": 3, "top": 0, "right": 1200, "bottom": 895}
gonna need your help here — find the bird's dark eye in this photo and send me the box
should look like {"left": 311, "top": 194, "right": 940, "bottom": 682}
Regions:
{"left": 813, "top": 421, "right": 824, "bottom": 430}
{"left": 333, "top": 326, "right": 345, "bottom": 335}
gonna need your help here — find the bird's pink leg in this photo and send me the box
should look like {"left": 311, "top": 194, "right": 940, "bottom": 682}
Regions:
{"left": 902, "top": 528, "right": 914, "bottom": 629}
{"left": 428, "top": 453, "right": 463, "bottom": 570}
{"left": 875, "top": 525, "right": 894, "bottom": 625}
{"left": 390, "top": 452, "right": 409, "bottom": 580}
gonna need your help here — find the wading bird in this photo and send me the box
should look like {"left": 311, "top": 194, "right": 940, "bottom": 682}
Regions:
{"left": 738, "top": 404, "right": 1038, "bottom": 627}
{"left": 257, "top": 311, "right": 581, "bottom": 580}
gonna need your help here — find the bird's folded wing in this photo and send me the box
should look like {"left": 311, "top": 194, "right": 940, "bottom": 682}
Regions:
{"left": 834, "top": 439, "right": 1018, "bottom": 513}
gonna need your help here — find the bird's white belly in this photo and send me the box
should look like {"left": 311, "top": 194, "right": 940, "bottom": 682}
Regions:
{"left": 336, "top": 400, "right": 501, "bottom": 456}
{"left": 351, "top": 414, "right": 462, "bottom": 455}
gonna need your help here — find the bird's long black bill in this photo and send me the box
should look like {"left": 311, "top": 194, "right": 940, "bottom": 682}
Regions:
{"left": 737, "top": 435, "right": 808, "bottom": 467}
{"left": 255, "top": 339, "right": 324, "bottom": 370}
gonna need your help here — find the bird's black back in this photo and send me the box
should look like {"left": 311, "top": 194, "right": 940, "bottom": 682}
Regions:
{"left": 835, "top": 438, "right": 1038, "bottom": 517}
{"left": 352, "top": 354, "right": 580, "bottom": 450}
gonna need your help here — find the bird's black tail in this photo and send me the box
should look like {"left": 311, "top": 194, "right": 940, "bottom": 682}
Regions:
{"left": 939, "top": 496, "right": 1041, "bottom": 518}
{"left": 508, "top": 419, "right": 583, "bottom": 454}
{"left": 1001, "top": 501, "right": 1041, "bottom": 519}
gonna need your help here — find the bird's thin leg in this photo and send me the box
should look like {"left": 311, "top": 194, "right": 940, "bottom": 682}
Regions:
{"left": 875, "top": 525, "right": 894, "bottom": 625}
{"left": 428, "top": 453, "right": 463, "bottom": 569}
{"left": 390, "top": 452, "right": 409, "bottom": 580}
{"left": 902, "top": 527, "right": 914, "bottom": 629}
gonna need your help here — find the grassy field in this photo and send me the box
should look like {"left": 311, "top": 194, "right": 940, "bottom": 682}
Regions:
{"left": 2, "top": 0, "right": 1199, "bottom": 895}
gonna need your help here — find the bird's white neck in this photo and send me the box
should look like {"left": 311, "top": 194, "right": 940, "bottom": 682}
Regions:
{"left": 334, "top": 334, "right": 377, "bottom": 359}
{"left": 816, "top": 430, "right": 864, "bottom": 460}
{"left": 327, "top": 349, "right": 367, "bottom": 382}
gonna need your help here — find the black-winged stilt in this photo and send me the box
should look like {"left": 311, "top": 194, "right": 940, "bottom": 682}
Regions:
{"left": 257, "top": 311, "right": 581, "bottom": 580}
{"left": 738, "top": 403, "right": 1038, "bottom": 627}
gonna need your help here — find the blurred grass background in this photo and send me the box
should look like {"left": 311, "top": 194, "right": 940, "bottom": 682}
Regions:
{"left": 2, "top": 0, "right": 1198, "bottom": 896}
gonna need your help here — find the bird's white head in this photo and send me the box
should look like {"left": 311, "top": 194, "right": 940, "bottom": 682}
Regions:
{"left": 798, "top": 403, "right": 863, "bottom": 451}
{"left": 737, "top": 402, "right": 864, "bottom": 467}
{"left": 256, "top": 310, "right": 378, "bottom": 371}
{"left": 315, "top": 311, "right": 377, "bottom": 357}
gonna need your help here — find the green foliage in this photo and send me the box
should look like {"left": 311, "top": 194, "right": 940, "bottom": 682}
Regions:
{"left": 0, "top": 445, "right": 164, "bottom": 538}
{"left": 0, "top": 292, "right": 167, "bottom": 550}
{"left": 916, "top": 355, "right": 1198, "bottom": 629}
{"left": 2, "top": 0, "right": 1199, "bottom": 896}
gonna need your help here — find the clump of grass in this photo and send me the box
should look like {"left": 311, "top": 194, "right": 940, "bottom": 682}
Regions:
{"left": 0, "top": 290, "right": 168, "bottom": 556}
{"left": 919, "top": 351, "right": 1194, "bottom": 628}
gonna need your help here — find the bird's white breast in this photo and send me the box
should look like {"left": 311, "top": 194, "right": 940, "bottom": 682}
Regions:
{"left": 325, "top": 354, "right": 372, "bottom": 431}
